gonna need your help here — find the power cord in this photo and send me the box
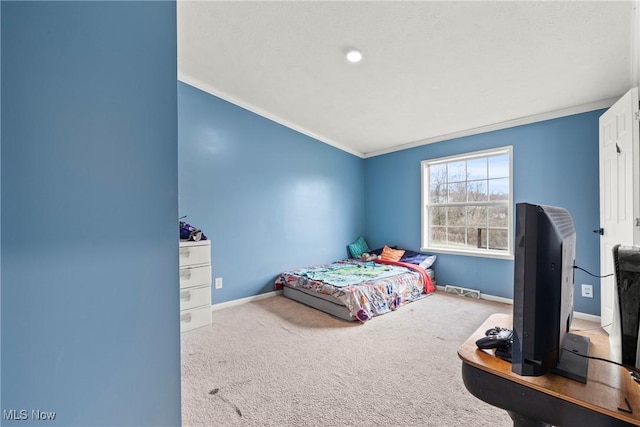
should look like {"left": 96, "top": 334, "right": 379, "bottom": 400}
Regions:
{"left": 564, "top": 349, "right": 639, "bottom": 413}
{"left": 573, "top": 265, "right": 614, "bottom": 278}
{"left": 564, "top": 348, "right": 640, "bottom": 377}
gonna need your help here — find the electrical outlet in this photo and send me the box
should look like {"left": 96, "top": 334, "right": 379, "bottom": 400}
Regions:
{"left": 214, "top": 277, "right": 223, "bottom": 289}
{"left": 581, "top": 284, "right": 593, "bottom": 298}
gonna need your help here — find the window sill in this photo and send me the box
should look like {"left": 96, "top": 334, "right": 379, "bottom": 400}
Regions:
{"left": 420, "top": 246, "right": 514, "bottom": 261}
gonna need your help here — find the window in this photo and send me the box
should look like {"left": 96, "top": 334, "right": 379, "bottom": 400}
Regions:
{"left": 421, "top": 146, "right": 513, "bottom": 259}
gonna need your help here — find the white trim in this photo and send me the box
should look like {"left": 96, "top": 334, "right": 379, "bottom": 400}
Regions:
{"left": 573, "top": 311, "right": 602, "bottom": 323}
{"left": 426, "top": 146, "right": 512, "bottom": 165}
{"left": 179, "top": 72, "right": 618, "bottom": 160}
{"left": 364, "top": 98, "right": 619, "bottom": 158}
{"left": 436, "top": 285, "right": 601, "bottom": 322}
{"left": 422, "top": 246, "right": 514, "bottom": 261}
{"left": 421, "top": 162, "right": 427, "bottom": 264}
{"left": 213, "top": 287, "right": 602, "bottom": 323}
{"left": 421, "top": 146, "right": 513, "bottom": 258}
{"left": 631, "top": 1, "right": 640, "bottom": 89}
{"left": 437, "top": 285, "right": 514, "bottom": 305}
{"left": 211, "top": 290, "right": 283, "bottom": 311}
{"left": 476, "top": 292, "right": 514, "bottom": 305}
{"left": 178, "top": 73, "right": 365, "bottom": 158}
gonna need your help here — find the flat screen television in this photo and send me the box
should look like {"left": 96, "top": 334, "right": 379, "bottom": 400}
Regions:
{"left": 612, "top": 245, "right": 640, "bottom": 369}
{"left": 512, "top": 202, "right": 590, "bottom": 383}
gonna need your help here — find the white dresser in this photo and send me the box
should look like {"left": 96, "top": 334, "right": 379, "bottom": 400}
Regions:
{"left": 179, "top": 240, "right": 212, "bottom": 332}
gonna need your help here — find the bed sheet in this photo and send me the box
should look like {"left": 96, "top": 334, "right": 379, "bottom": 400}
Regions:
{"left": 275, "top": 259, "right": 433, "bottom": 322}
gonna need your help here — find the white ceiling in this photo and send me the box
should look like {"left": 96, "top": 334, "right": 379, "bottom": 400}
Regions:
{"left": 178, "top": 1, "right": 636, "bottom": 158}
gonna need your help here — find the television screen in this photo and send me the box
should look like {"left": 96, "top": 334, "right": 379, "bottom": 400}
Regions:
{"left": 612, "top": 245, "right": 640, "bottom": 369}
{"left": 511, "top": 203, "right": 589, "bottom": 382}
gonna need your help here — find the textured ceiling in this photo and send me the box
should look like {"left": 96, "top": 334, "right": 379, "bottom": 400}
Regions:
{"left": 178, "top": 1, "right": 635, "bottom": 157}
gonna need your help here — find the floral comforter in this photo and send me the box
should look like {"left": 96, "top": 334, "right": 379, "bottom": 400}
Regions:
{"left": 275, "top": 259, "right": 433, "bottom": 322}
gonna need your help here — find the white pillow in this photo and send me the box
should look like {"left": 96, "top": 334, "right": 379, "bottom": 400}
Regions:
{"left": 419, "top": 255, "right": 437, "bottom": 269}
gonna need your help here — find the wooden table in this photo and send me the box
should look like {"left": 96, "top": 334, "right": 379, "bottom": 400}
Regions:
{"left": 458, "top": 313, "right": 640, "bottom": 426}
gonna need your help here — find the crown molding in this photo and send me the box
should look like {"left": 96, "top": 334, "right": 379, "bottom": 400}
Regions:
{"left": 178, "top": 72, "right": 365, "bottom": 158}
{"left": 363, "top": 97, "right": 618, "bottom": 158}
{"left": 179, "top": 74, "right": 617, "bottom": 161}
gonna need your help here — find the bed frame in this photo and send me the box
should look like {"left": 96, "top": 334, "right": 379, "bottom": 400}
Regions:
{"left": 282, "top": 286, "right": 355, "bottom": 321}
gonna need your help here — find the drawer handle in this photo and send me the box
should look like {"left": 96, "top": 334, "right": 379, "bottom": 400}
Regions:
{"left": 180, "top": 291, "right": 191, "bottom": 301}
{"left": 180, "top": 269, "right": 192, "bottom": 280}
{"left": 181, "top": 313, "right": 192, "bottom": 323}
{"left": 179, "top": 248, "right": 191, "bottom": 257}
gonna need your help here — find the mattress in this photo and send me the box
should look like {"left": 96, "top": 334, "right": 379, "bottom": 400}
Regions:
{"left": 275, "top": 259, "right": 435, "bottom": 322}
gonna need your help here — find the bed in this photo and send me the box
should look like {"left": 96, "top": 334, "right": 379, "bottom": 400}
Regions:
{"left": 274, "top": 249, "right": 436, "bottom": 322}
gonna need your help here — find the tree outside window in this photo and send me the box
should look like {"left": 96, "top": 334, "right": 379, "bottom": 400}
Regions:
{"left": 421, "top": 147, "right": 513, "bottom": 258}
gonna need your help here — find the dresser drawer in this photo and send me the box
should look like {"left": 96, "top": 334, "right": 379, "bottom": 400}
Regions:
{"left": 180, "top": 284, "right": 211, "bottom": 311}
{"left": 179, "top": 242, "right": 210, "bottom": 267}
{"left": 180, "top": 305, "right": 211, "bottom": 332}
{"left": 179, "top": 264, "right": 211, "bottom": 289}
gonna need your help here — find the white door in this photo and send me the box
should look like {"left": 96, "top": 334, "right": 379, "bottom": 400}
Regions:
{"left": 599, "top": 88, "right": 639, "bottom": 334}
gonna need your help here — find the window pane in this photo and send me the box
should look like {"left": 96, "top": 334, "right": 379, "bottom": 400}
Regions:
{"left": 467, "top": 205, "right": 487, "bottom": 226}
{"left": 447, "top": 227, "right": 465, "bottom": 247}
{"left": 467, "top": 158, "right": 487, "bottom": 181}
{"left": 466, "top": 227, "right": 480, "bottom": 248}
{"left": 488, "top": 229, "right": 509, "bottom": 251}
{"left": 467, "top": 180, "right": 487, "bottom": 201}
{"left": 488, "top": 205, "right": 508, "bottom": 227}
{"left": 476, "top": 228, "right": 488, "bottom": 249}
{"left": 431, "top": 227, "right": 446, "bottom": 245}
{"left": 430, "top": 181, "right": 447, "bottom": 203}
{"left": 429, "top": 164, "right": 447, "bottom": 196}
{"left": 430, "top": 163, "right": 447, "bottom": 179}
{"left": 430, "top": 207, "right": 446, "bottom": 226}
{"left": 423, "top": 147, "right": 511, "bottom": 256}
{"left": 489, "top": 178, "right": 509, "bottom": 201}
{"left": 488, "top": 154, "right": 509, "bottom": 179}
{"left": 448, "top": 161, "right": 466, "bottom": 183}
{"left": 448, "top": 182, "right": 466, "bottom": 202}
{"left": 448, "top": 206, "right": 465, "bottom": 227}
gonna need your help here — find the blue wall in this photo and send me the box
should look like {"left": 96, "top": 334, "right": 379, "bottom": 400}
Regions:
{"left": 178, "top": 82, "right": 365, "bottom": 304}
{"left": 364, "top": 111, "right": 603, "bottom": 315}
{"left": 179, "top": 82, "right": 603, "bottom": 315}
{"left": 1, "top": 0, "right": 3, "bottom": 411}
{"left": 1, "top": 2, "right": 180, "bottom": 425}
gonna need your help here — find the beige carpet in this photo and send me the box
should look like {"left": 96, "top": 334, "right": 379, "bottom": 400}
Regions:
{"left": 180, "top": 292, "right": 590, "bottom": 426}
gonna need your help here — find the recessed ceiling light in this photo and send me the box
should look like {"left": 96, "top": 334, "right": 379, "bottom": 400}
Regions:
{"left": 346, "top": 49, "right": 362, "bottom": 63}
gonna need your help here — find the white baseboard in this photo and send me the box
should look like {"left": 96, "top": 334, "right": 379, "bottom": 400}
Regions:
{"left": 211, "top": 290, "right": 283, "bottom": 311}
{"left": 213, "top": 287, "right": 603, "bottom": 323}
{"left": 436, "top": 285, "right": 601, "bottom": 323}
{"left": 572, "top": 311, "right": 601, "bottom": 323}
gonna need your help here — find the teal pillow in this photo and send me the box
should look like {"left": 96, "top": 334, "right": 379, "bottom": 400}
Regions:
{"left": 348, "top": 236, "right": 370, "bottom": 258}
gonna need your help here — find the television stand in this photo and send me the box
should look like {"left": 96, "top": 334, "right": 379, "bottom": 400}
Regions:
{"left": 459, "top": 314, "right": 639, "bottom": 427}
{"left": 552, "top": 332, "right": 590, "bottom": 383}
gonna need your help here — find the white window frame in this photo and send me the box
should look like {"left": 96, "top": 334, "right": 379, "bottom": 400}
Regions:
{"left": 421, "top": 146, "right": 514, "bottom": 260}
